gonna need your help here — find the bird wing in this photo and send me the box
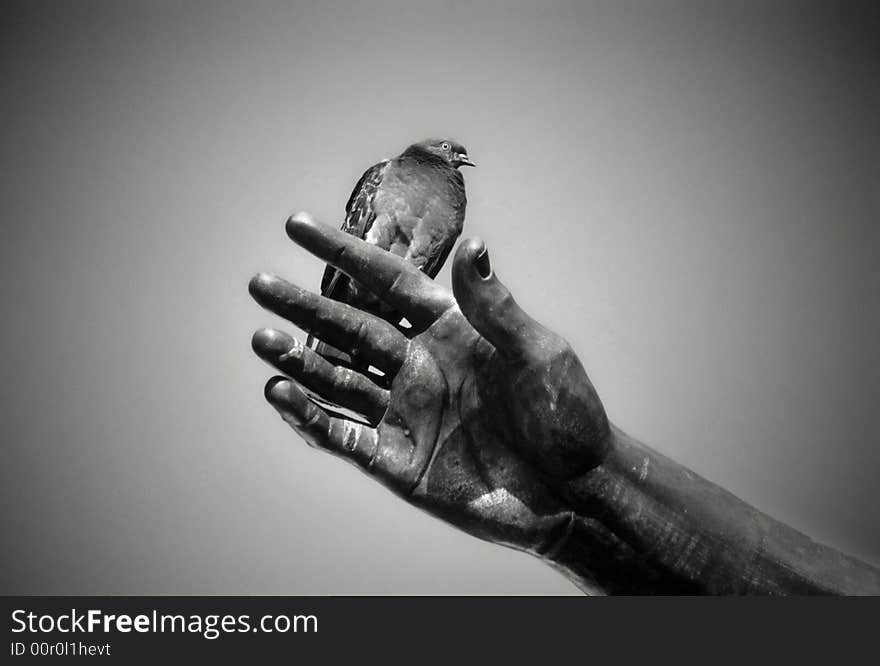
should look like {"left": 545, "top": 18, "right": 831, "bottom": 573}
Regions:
{"left": 403, "top": 171, "right": 467, "bottom": 279}
{"left": 320, "top": 159, "right": 390, "bottom": 299}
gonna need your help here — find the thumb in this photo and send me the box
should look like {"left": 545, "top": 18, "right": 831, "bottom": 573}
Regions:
{"left": 452, "top": 238, "right": 552, "bottom": 361}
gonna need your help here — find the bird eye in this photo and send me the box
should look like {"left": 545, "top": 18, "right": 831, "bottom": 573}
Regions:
{"left": 440, "top": 142, "right": 450, "bottom": 151}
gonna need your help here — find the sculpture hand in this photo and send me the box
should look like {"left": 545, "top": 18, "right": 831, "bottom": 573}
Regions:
{"left": 249, "top": 213, "right": 612, "bottom": 556}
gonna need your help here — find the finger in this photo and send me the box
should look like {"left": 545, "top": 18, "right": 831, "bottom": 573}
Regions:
{"left": 264, "top": 377, "right": 380, "bottom": 467}
{"left": 286, "top": 212, "right": 454, "bottom": 329}
{"left": 452, "top": 237, "right": 557, "bottom": 362}
{"left": 249, "top": 272, "right": 408, "bottom": 374}
{"left": 252, "top": 328, "right": 390, "bottom": 424}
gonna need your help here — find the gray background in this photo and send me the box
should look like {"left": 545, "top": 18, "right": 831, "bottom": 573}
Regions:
{"left": 1, "top": 0, "right": 877, "bottom": 594}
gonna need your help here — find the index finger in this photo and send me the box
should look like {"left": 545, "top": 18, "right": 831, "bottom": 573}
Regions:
{"left": 286, "top": 212, "right": 455, "bottom": 330}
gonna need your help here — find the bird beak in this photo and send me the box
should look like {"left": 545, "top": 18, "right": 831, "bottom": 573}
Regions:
{"left": 457, "top": 154, "right": 476, "bottom": 167}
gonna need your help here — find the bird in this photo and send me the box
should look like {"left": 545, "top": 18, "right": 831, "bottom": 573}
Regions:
{"left": 307, "top": 138, "right": 474, "bottom": 367}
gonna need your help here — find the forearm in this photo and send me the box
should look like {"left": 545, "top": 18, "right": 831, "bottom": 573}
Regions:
{"left": 551, "top": 425, "right": 880, "bottom": 594}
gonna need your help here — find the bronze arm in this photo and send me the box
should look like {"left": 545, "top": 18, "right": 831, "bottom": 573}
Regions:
{"left": 249, "top": 212, "right": 879, "bottom": 595}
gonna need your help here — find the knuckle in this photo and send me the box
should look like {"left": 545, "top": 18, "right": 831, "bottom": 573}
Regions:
{"left": 313, "top": 306, "right": 335, "bottom": 329}
{"left": 301, "top": 351, "right": 319, "bottom": 375}
{"left": 332, "top": 367, "right": 356, "bottom": 392}
{"left": 497, "top": 289, "right": 517, "bottom": 314}
{"left": 388, "top": 271, "right": 409, "bottom": 295}
{"left": 353, "top": 319, "right": 370, "bottom": 346}
{"left": 332, "top": 244, "right": 349, "bottom": 267}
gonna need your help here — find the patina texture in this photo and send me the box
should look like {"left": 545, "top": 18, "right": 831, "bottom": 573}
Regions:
{"left": 250, "top": 212, "right": 880, "bottom": 595}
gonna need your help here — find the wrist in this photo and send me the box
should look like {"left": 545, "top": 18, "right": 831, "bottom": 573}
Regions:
{"left": 549, "top": 423, "right": 627, "bottom": 522}
{"left": 547, "top": 424, "right": 710, "bottom": 593}
{"left": 535, "top": 425, "right": 683, "bottom": 594}
{"left": 541, "top": 512, "right": 694, "bottom": 595}
{"left": 556, "top": 424, "right": 880, "bottom": 594}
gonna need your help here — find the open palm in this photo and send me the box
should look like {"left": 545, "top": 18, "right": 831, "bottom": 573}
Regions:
{"left": 250, "top": 213, "right": 611, "bottom": 556}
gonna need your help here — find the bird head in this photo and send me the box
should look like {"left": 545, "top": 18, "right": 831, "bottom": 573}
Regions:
{"left": 410, "top": 138, "right": 475, "bottom": 169}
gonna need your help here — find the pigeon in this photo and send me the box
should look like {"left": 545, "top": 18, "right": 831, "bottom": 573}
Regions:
{"left": 307, "top": 138, "right": 474, "bottom": 366}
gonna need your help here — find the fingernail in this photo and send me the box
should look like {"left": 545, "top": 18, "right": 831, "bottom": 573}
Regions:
{"left": 286, "top": 212, "right": 316, "bottom": 238}
{"left": 264, "top": 376, "right": 290, "bottom": 402}
{"left": 248, "top": 273, "right": 276, "bottom": 298}
{"left": 252, "top": 328, "right": 300, "bottom": 361}
{"left": 252, "top": 328, "right": 279, "bottom": 354}
{"left": 475, "top": 247, "right": 491, "bottom": 278}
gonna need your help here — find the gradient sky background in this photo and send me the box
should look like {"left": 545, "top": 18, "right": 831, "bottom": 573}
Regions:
{"left": 1, "top": 0, "right": 878, "bottom": 594}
